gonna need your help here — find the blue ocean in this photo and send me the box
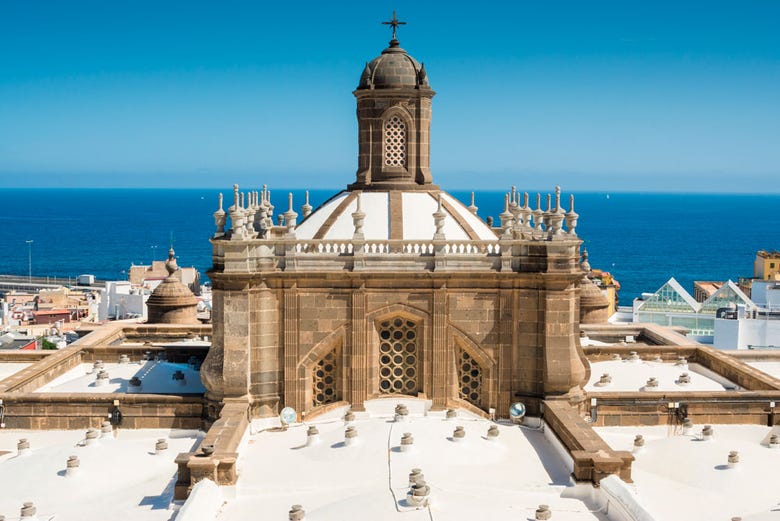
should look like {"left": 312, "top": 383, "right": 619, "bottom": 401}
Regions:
{"left": 1, "top": 188, "right": 777, "bottom": 303}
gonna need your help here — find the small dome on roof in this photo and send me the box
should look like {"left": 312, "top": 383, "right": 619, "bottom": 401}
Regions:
{"left": 146, "top": 248, "right": 199, "bottom": 325}
{"left": 358, "top": 39, "right": 429, "bottom": 90}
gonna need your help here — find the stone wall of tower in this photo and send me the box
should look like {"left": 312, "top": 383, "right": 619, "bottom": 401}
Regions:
{"left": 204, "top": 271, "right": 587, "bottom": 421}
{"left": 352, "top": 90, "right": 434, "bottom": 190}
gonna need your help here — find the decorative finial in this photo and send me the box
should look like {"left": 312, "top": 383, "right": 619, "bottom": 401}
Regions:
{"left": 302, "top": 190, "right": 313, "bottom": 218}
{"left": 233, "top": 184, "right": 239, "bottom": 208}
{"left": 382, "top": 11, "right": 406, "bottom": 45}
{"left": 165, "top": 246, "right": 178, "bottom": 276}
{"left": 467, "top": 191, "right": 478, "bottom": 215}
{"left": 581, "top": 249, "right": 591, "bottom": 272}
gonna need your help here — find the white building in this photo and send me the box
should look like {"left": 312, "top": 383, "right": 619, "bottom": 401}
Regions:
{"left": 98, "top": 281, "right": 149, "bottom": 321}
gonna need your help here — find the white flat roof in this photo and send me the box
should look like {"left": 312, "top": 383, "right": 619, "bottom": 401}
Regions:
{"left": 35, "top": 361, "right": 206, "bottom": 394}
{"left": 585, "top": 360, "right": 738, "bottom": 392}
{"left": 746, "top": 361, "right": 780, "bottom": 380}
{"left": 0, "top": 428, "right": 203, "bottom": 521}
{"left": 0, "top": 362, "right": 31, "bottom": 382}
{"left": 218, "top": 399, "right": 601, "bottom": 521}
{"left": 596, "top": 424, "right": 780, "bottom": 521}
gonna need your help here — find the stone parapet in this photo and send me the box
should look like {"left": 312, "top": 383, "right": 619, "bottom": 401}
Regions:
{"left": 543, "top": 399, "right": 634, "bottom": 484}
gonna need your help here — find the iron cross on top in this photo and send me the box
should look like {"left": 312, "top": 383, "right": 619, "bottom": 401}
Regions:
{"left": 382, "top": 11, "right": 406, "bottom": 40}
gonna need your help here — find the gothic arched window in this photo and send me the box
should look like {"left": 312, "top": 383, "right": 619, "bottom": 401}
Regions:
{"left": 312, "top": 348, "right": 340, "bottom": 407}
{"left": 384, "top": 115, "right": 407, "bottom": 167}
{"left": 457, "top": 347, "right": 483, "bottom": 409}
{"left": 378, "top": 317, "right": 419, "bottom": 394}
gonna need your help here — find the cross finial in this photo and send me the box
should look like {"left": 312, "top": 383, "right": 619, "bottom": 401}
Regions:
{"left": 382, "top": 11, "right": 406, "bottom": 42}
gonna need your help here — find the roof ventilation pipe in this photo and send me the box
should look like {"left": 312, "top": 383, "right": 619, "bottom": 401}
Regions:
{"left": 344, "top": 427, "right": 358, "bottom": 447}
{"left": 595, "top": 373, "right": 612, "bottom": 387}
{"left": 768, "top": 433, "right": 779, "bottom": 449}
{"left": 100, "top": 421, "right": 113, "bottom": 439}
{"left": 633, "top": 435, "right": 645, "bottom": 454}
{"left": 408, "top": 468, "right": 424, "bottom": 487}
{"left": 155, "top": 439, "right": 168, "bottom": 455}
{"left": 445, "top": 409, "right": 457, "bottom": 420}
{"left": 486, "top": 425, "right": 500, "bottom": 441}
{"left": 394, "top": 403, "right": 409, "bottom": 423}
{"left": 65, "top": 455, "right": 80, "bottom": 477}
{"left": 399, "top": 432, "right": 414, "bottom": 452}
{"left": 95, "top": 370, "right": 109, "bottom": 386}
{"left": 84, "top": 428, "right": 99, "bottom": 446}
{"left": 451, "top": 426, "right": 465, "bottom": 443}
{"left": 17, "top": 438, "right": 30, "bottom": 456}
{"left": 627, "top": 351, "right": 640, "bottom": 363}
{"left": 535, "top": 504, "right": 552, "bottom": 520}
{"left": 343, "top": 410, "right": 355, "bottom": 426}
{"left": 288, "top": 504, "right": 305, "bottom": 520}
{"left": 306, "top": 426, "right": 320, "bottom": 447}
{"left": 727, "top": 450, "right": 739, "bottom": 469}
{"left": 407, "top": 480, "right": 430, "bottom": 508}
{"left": 702, "top": 425, "right": 714, "bottom": 441}
{"left": 20, "top": 501, "right": 37, "bottom": 520}
{"left": 642, "top": 377, "right": 659, "bottom": 391}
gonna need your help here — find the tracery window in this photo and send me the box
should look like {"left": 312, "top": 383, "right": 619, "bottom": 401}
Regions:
{"left": 378, "top": 317, "right": 418, "bottom": 394}
{"left": 457, "top": 348, "right": 483, "bottom": 408}
{"left": 312, "top": 348, "right": 340, "bottom": 407}
{"left": 384, "top": 115, "right": 407, "bottom": 167}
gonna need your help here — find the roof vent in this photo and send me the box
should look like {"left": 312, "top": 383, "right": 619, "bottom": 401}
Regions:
{"left": 343, "top": 410, "right": 355, "bottom": 425}
{"left": 702, "top": 425, "right": 714, "bottom": 441}
{"left": 95, "top": 370, "right": 109, "bottom": 386}
{"left": 17, "top": 438, "right": 30, "bottom": 456}
{"left": 610, "top": 353, "right": 622, "bottom": 361}
{"left": 306, "top": 426, "right": 320, "bottom": 447}
{"left": 675, "top": 356, "right": 688, "bottom": 367}
{"left": 85, "top": 428, "right": 99, "bottom": 446}
{"left": 727, "top": 450, "right": 739, "bottom": 468}
{"left": 768, "top": 433, "right": 779, "bottom": 449}
{"left": 408, "top": 468, "right": 424, "bottom": 487}
{"left": 288, "top": 504, "right": 305, "bottom": 520}
{"left": 486, "top": 425, "right": 500, "bottom": 441}
{"left": 65, "top": 455, "right": 80, "bottom": 477}
{"left": 595, "top": 373, "right": 612, "bottom": 387}
{"left": 344, "top": 426, "right": 358, "bottom": 446}
{"left": 445, "top": 409, "right": 457, "bottom": 420}
{"left": 399, "top": 432, "right": 414, "bottom": 452}
{"left": 676, "top": 373, "right": 691, "bottom": 385}
{"left": 627, "top": 351, "right": 640, "bottom": 362}
{"left": 407, "top": 480, "right": 430, "bottom": 508}
{"left": 155, "top": 438, "right": 168, "bottom": 454}
{"left": 172, "top": 370, "right": 186, "bottom": 385}
{"left": 451, "top": 426, "right": 465, "bottom": 442}
{"left": 682, "top": 418, "right": 694, "bottom": 435}
{"left": 394, "top": 403, "right": 409, "bottom": 422}
{"left": 118, "top": 354, "right": 130, "bottom": 364}
{"left": 633, "top": 435, "right": 645, "bottom": 454}
{"left": 535, "top": 504, "right": 552, "bottom": 520}
{"left": 643, "top": 377, "right": 659, "bottom": 391}
{"left": 101, "top": 421, "right": 113, "bottom": 439}
{"left": 92, "top": 360, "right": 105, "bottom": 372}
{"left": 20, "top": 501, "right": 36, "bottom": 519}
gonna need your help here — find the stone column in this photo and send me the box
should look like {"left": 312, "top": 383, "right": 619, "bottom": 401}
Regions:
{"left": 348, "top": 288, "right": 368, "bottom": 410}
{"left": 540, "top": 277, "right": 587, "bottom": 399}
{"left": 283, "top": 285, "right": 303, "bottom": 414}
{"left": 431, "top": 286, "right": 448, "bottom": 409}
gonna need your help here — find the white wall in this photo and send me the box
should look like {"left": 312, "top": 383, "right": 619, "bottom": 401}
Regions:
{"left": 714, "top": 317, "right": 780, "bottom": 349}
{"left": 98, "top": 282, "right": 148, "bottom": 321}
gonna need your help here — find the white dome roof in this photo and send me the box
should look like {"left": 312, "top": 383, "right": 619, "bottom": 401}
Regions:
{"left": 296, "top": 190, "right": 497, "bottom": 241}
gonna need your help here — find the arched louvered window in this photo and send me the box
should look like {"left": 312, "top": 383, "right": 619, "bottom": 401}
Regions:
{"left": 384, "top": 115, "right": 407, "bottom": 167}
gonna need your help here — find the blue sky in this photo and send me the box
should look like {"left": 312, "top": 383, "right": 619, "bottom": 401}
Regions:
{"left": 1, "top": 1, "right": 779, "bottom": 192}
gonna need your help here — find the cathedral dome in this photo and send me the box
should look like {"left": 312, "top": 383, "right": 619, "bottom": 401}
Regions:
{"left": 296, "top": 190, "right": 496, "bottom": 242}
{"left": 146, "top": 247, "right": 199, "bottom": 324}
{"left": 358, "top": 41, "right": 429, "bottom": 90}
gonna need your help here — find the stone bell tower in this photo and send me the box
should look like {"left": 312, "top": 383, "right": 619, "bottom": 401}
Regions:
{"left": 349, "top": 12, "right": 437, "bottom": 191}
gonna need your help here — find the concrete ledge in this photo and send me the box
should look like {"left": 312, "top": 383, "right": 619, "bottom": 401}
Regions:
{"left": 543, "top": 399, "right": 633, "bottom": 484}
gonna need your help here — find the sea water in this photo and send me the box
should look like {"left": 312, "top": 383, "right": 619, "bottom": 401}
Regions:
{"left": 1, "top": 188, "right": 777, "bottom": 302}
